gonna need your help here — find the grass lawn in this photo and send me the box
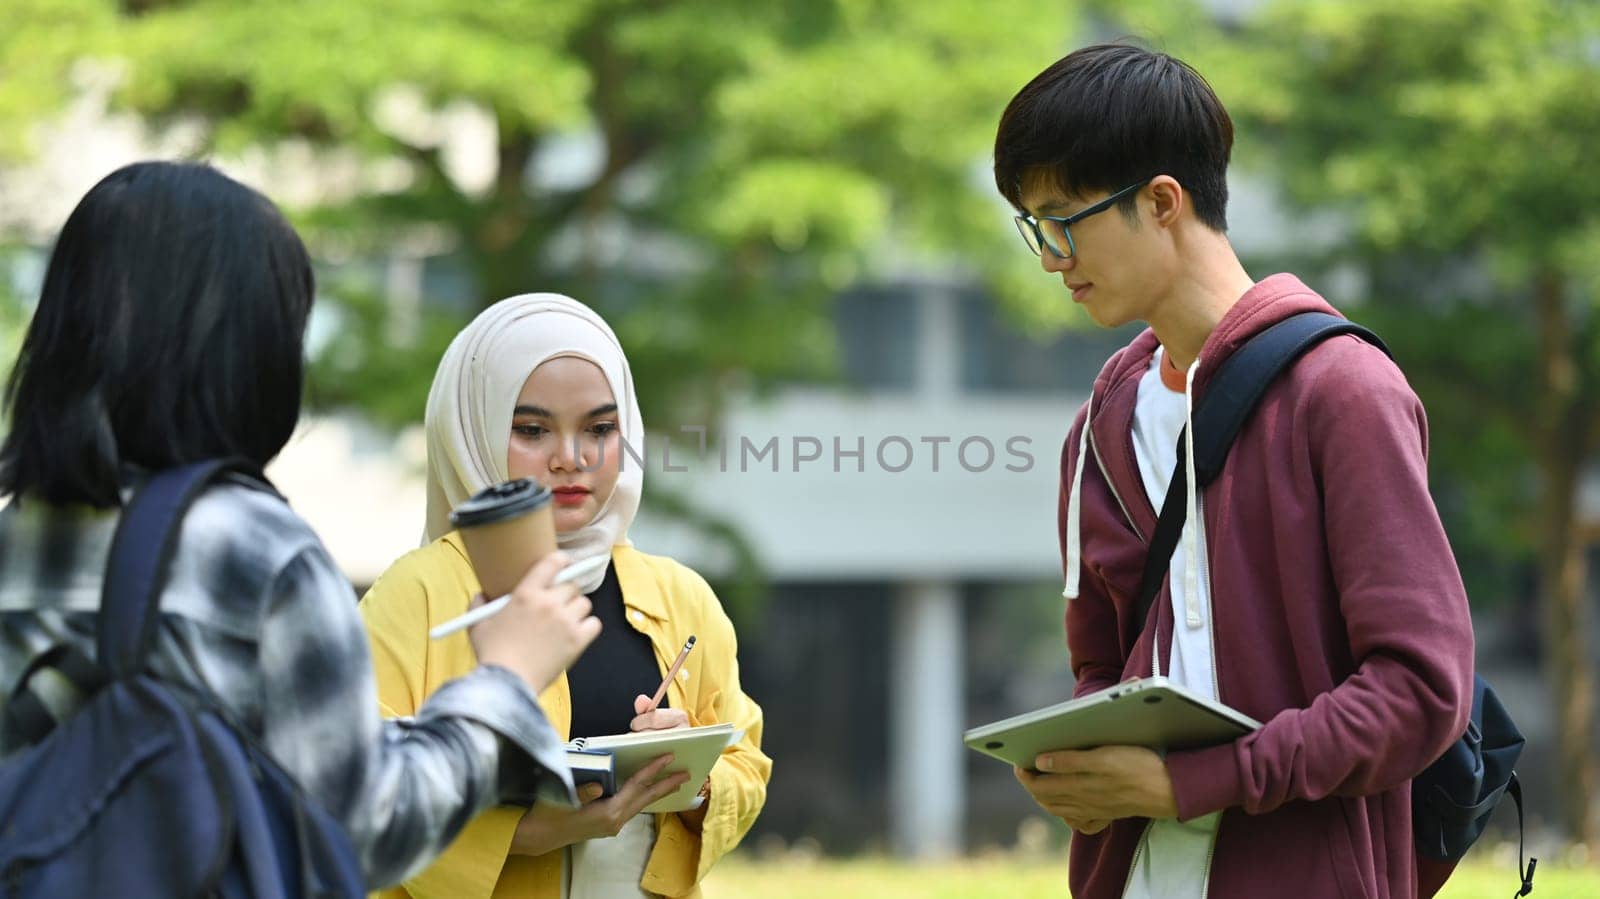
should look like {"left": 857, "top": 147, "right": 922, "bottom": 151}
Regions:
{"left": 709, "top": 854, "right": 1594, "bottom": 898}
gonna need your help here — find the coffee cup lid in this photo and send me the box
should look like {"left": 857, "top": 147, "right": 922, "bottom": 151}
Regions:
{"left": 449, "top": 478, "right": 553, "bottom": 528}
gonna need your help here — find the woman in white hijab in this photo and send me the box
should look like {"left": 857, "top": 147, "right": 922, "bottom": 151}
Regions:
{"left": 359, "top": 294, "right": 771, "bottom": 899}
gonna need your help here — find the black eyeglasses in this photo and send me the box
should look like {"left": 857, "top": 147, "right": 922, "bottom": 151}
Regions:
{"left": 1013, "top": 179, "right": 1150, "bottom": 259}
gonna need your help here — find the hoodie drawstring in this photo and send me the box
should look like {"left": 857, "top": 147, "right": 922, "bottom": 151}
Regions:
{"left": 1063, "top": 393, "right": 1095, "bottom": 600}
{"left": 1183, "top": 357, "right": 1203, "bottom": 628}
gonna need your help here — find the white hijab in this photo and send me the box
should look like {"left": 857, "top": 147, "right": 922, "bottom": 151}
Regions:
{"left": 423, "top": 293, "right": 643, "bottom": 593}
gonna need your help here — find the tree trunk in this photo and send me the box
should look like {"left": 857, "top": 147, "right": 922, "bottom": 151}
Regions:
{"left": 1532, "top": 271, "right": 1598, "bottom": 846}
{"left": 468, "top": 121, "right": 541, "bottom": 307}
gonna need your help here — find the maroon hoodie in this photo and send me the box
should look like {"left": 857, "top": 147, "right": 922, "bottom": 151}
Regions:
{"left": 1059, "top": 274, "right": 1474, "bottom": 898}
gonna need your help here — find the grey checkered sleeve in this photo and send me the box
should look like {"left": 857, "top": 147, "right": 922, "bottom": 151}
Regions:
{"left": 255, "top": 544, "right": 576, "bottom": 888}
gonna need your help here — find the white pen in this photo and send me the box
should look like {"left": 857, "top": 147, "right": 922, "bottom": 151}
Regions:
{"left": 428, "top": 554, "right": 610, "bottom": 641}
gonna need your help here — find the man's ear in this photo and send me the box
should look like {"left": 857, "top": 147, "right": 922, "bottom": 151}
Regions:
{"left": 1147, "top": 175, "right": 1185, "bottom": 229}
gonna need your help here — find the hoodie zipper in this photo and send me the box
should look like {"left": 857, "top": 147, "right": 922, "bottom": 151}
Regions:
{"left": 1087, "top": 423, "right": 1145, "bottom": 543}
{"left": 1121, "top": 816, "right": 1221, "bottom": 899}
{"left": 1119, "top": 820, "right": 1155, "bottom": 897}
{"left": 1200, "top": 826, "right": 1217, "bottom": 899}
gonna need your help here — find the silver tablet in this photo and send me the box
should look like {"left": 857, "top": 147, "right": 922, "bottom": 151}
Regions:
{"left": 963, "top": 676, "right": 1262, "bottom": 769}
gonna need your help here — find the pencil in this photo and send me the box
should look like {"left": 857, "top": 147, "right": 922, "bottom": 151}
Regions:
{"left": 645, "top": 635, "right": 697, "bottom": 712}
{"left": 427, "top": 554, "right": 610, "bottom": 640}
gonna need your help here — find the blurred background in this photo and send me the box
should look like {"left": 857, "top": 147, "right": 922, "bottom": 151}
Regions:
{"left": 2, "top": 0, "right": 1597, "bottom": 895}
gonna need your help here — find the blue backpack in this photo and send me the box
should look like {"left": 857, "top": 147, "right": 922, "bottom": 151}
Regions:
{"left": 1133, "top": 313, "right": 1535, "bottom": 897}
{"left": 0, "top": 460, "right": 367, "bottom": 898}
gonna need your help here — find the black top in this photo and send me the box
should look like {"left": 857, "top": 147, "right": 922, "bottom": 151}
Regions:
{"left": 566, "top": 561, "right": 667, "bottom": 740}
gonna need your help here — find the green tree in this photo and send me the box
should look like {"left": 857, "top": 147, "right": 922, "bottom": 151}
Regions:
{"left": 2, "top": 0, "right": 1069, "bottom": 426}
{"left": 1, "top": 0, "right": 1074, "bottom": 615}
{"left": 1182, "top": 0, "right": 1600, "bottom": 843}
{"left": 0, "top": 265, "right": 29, "bottom": 384}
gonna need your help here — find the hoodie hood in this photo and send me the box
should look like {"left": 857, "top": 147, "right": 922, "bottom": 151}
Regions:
{"left": 1061, "top": 273, "right": 1345, "bottom": 605}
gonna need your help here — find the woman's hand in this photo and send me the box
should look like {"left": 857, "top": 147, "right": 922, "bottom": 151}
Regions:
{"left": 629, "top": 694, "right": 691, "bottom": 732}
{"left": 628, "top": 696, "right": 710, "bottom": 832}
{"left": 469, "top": 552, "right": 601, "bottom": 693}
{"left": 510, "top": 754, "right": 690, "bottom": 857}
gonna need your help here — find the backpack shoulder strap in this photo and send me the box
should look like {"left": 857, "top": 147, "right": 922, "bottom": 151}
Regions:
{"left": 1, "top": 643, "right": 107, "bottom": 745}
{"left": 97, "top": 459, "right": 269, "bottom": 679}
{"left": 1190, "top": 311, "right": 1391, "bottom": 485}
{"left": 1134, "top": 312, "right": 1393, "bottom": 631}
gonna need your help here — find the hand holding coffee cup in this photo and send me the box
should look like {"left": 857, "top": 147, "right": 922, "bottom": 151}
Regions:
{"left": 468, "top": 551, "right": 601, "bottom": 693}
{"left": 449, "top": 479, "right": 599, "bottom": 691}
{"left": 450, "top": 478, "right": 559, "bottom": 598}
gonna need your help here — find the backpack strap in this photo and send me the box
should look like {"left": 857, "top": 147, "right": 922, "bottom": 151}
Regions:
{"left": 1, "top": 459, "right": 268, "bottom": 743}
{"left": 0, "top": 643, "right": 106, "bottom": 745}
{"left": 97, "top": 459, "right": 269, "bottom": 679}
{"left": 1509, "top": 775, "right": 1537, "bottom": 897}
{"left": 1134, "top": 312, "right": 1392, "bottom": 631}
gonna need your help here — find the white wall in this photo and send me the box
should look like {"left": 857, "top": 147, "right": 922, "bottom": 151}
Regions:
{"left": 266, "top": 384, "right": 1083, "bottom": 588}
{"left": 629, "top": 389, "right": 1079, "bottom": 583}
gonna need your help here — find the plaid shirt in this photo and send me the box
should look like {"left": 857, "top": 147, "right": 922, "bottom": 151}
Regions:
{"left": 0, "top": 475, "right": 575, "bottom": 888}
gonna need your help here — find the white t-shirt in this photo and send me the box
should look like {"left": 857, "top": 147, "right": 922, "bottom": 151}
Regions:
{"left": 1122, "top": 347, "right": 1222, "bottom": 899}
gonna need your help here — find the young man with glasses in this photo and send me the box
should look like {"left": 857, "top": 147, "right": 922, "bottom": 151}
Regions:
{"left": 995, "top": 44, "right": 1474, "bottom": 898}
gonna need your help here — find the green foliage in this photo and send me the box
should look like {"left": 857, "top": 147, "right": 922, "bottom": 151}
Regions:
{"left": 0, "top": 0, "right": 1071, "bottom": 416}
{"left": 1170, "top": 0, "right": 1600, "bottom": 603}
{"left": 1213, "top": 0, "right": 1600, "bottom": 266}
{"left": 301, "top": 280, "right": 464, "bottom": 429}
{"left": 0, "top": 0, "right": 119, "bottom": 160}
{"left": 0, "top": 250, "right": 36, "bottom": 442}
{"left": 1352, "top": 300, "right": 1539, "bottom": 601}
{"left": 0, "top": 257, "right": 31, "bottom": 388}
{"left": 0, "top": 0, "right": 1079, "bottom": 577}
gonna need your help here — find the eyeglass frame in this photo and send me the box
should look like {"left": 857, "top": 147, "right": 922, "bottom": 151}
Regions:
{"left": 1012, "top": 178, "right": 1152, "bottom": 259}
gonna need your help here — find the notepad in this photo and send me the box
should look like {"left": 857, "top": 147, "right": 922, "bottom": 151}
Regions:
{"left": 567, "top": 723, "right": 741, "bottom": 813}
{"left": 963, "top": 676, "right": 1262, "bottom": 770}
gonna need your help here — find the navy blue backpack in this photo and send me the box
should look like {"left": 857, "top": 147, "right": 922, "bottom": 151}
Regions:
{"left": 1134, "top": 313, "right": 1535, "bottom": 897}
{"left": 0, "top": 460, "right": 367, "bottom": 898}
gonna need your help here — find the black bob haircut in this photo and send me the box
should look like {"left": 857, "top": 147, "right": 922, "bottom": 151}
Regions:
{"left": 994, "top": 43, "right": 1234, "bottom": 232}
{"left": 0, "top": 161, "right": 314, "bottom": 507}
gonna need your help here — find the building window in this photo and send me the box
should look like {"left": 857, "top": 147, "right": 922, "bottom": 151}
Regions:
{"left": 959, "top": 290, "right": 1140, "bottom": 393}
{"left": 834, "top": 286, "right": 920, "bottom": 391}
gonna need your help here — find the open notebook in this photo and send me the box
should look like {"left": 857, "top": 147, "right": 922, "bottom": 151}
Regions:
{"left": 567, "top": 722, "right": 741, "bottom": 813}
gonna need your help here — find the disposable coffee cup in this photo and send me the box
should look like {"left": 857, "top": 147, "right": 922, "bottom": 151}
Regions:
{"left": 450, "top": 478, "right": 557, "bottom": 599}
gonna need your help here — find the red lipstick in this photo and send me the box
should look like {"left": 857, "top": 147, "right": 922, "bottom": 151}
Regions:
{"left": 551, "top": 485, "right": 590, "bottom": 507}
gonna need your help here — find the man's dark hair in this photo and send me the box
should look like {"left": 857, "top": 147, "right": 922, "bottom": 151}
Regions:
{"left": 0, "top": 161, "right": 314, "bottom": 506}
{"left": 994, "top": 43, "right": 1234, "bottom": 231}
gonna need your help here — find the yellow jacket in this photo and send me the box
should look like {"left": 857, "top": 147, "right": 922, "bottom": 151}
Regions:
{"left": 358, "top": 535, "right": 770, "bottom": 899}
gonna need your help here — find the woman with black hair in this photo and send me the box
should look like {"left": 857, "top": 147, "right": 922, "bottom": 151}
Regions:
{"left": 0, "top": 161, "right": 600, "bottom": 888}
